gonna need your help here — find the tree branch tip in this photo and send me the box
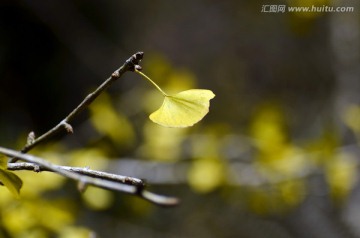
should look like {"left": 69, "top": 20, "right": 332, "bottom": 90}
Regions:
{"left": 124, "top": 177, "right": 145, "bottom": 186}
{"left": 132, "top": 51, "right": 144, "bottom": 62}
{"left": 126, "top": 51, "right": 144, "bottom": 72}
{"left": 158, "top": 197, "right": 180, "bottom": 207}
{"left": 141, "top": 190, "right": 180, "bottom": 207}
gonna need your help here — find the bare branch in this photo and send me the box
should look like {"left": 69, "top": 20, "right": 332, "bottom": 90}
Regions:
{"left": 7, "top": 162, "right": 145, "bottom": 186}
{"left": 10, "top": 52, "right": 144, "bottom": 162}
{"left": 0, "top": 146, "right": 179, "bottom": 207}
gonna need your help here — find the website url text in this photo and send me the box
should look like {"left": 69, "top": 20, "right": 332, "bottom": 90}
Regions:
{"left": 261, "top": 5, "right": 354, "bottom": 13}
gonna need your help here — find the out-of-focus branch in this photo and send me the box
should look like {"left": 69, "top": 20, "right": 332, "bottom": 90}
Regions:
{"left": 1, "top": 147, "right": 179, "bottom": 207}
{"left": 10, "top": 52, "right": 144, "bottom": 162}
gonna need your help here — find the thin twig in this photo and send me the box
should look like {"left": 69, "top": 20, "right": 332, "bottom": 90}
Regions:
{"left": 7, "top": 162, "right": 145, "bottom": 186}
{"left": 10, "top": 52, "right": 144, "bottom": 162}
{"left": 0, "top": 147, "right": 179, "bottom": 206}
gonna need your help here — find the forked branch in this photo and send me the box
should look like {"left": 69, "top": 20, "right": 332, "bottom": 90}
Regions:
{"left": 1, "top": 147, "right": 178, "bottom": 206}
{"left": 10, "top": 52, "right": 144, "bottom": 161}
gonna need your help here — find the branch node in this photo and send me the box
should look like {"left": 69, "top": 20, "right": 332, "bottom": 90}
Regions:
{"left": 26, "top": 131, "right": 36, "bottom": 146}
{"left": 134, "top": 65, "right": 142, "bottom": 71}
{"left": 34, "top": 164, "right": 41, "bottom": 173}
{"left": 111, "top": 71, "right": 120, "bottom": 78}
{"left": 62, "top": 122, "right": 74, "bottom": 134}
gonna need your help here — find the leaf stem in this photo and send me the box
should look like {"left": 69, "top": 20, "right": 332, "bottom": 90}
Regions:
{"left": 135, "top": 70, "right": 168, "bottom": 96}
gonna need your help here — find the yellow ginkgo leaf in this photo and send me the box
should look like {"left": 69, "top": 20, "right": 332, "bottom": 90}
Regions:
{"left": 0, "top": 168, "right": 23, "bottom": 198}
{"left": 149, "top": 89, "right": 215, "bottom": 128}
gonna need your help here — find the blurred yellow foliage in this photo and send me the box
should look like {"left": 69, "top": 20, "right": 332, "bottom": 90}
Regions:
{"left": 344, "top": 105, "right": 360, "bottom": 140}
{"left": 164, "top": 69, "right": 197, "bottom": 95}
{"left": 58, "top": 226, "right": 93, "bottom": 238}
{"left": 89, "top": 93, "right": 135, "bottom": 147}
{"left": 68, "top": 148, "right": 109, "bottom": 171}
{"left": 143, "top": 53, "right": 173, "bottom": 85}
{"left": 306, "top": 129, "right": 339, "bottom": 165}
{"left": 251, "top": 105, "right": 308, "bottom": 178}
{"left": 247, "top": 179, "right": 306, "bottom": 215}
{"left": 246, "top": 105, "right": 310, "bottom": 213}
{"left": 191, "top": 134, "right": 220, "bottom": 159}
{"left": 248, "top": 189, "right": 282, "bottom": 215}
{"left": 188, "top": 158, "right": 226, "bottom": 193}
{"left": 15, "top": 170, "right": 65, "bottom": 198}
{"left": 2, "top": 199, "right": 75, "bottom": 237}
{"left": 82, "top": 186, "right": 114, "bottom": 210}
{"left": 278, "top": 179, "right": 306, "bottom": 206}
{"left": 126, "top": 195, "right": 153, "bottom": 216}
{"left": 250, "top": 105, "right": 287, "bottom": 153}
{"left": 187, "top": 130, "right": 229, "bottom": 193}
{"left": 256, "top": 145, "right": 308, "bottom": 179}
{"left": 139, "top": 121, "right": 187, "bottom": 161}
{"left": 325, "top": 153, "right": 357, "bottom": 201}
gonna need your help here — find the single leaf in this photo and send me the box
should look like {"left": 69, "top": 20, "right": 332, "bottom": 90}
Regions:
{"left": 150, "top": 89, "right": 215, "bottom": 128}
{"left": 0, "top": 168, "right": 23, "bottom": 198}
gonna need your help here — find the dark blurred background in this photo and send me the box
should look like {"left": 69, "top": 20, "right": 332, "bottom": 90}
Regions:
{"left": 1, "top": 0, "right": 360, "bottom": 237}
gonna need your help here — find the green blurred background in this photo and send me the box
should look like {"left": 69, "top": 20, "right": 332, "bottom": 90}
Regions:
{"left": 1, "top": 0, "right": 360, "bottom": 237}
